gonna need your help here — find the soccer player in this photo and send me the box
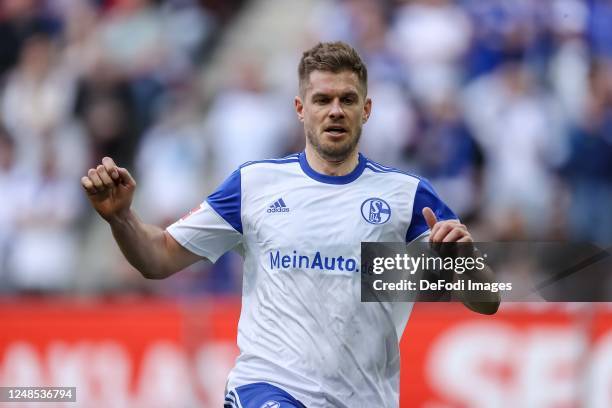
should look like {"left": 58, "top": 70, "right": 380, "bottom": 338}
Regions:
{"left": 81, "top": 42, "right": 499, "bottom": 408}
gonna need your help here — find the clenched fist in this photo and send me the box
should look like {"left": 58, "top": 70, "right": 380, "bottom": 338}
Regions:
{"left": 81, "top": 157, "right": 136, "bottom": 222}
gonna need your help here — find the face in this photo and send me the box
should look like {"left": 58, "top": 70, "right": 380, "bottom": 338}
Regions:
{"left": 295, "top": 70, "right": 371, "bottom": 162}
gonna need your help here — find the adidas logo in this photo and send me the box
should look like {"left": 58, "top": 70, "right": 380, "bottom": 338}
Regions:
{"left": 267, "top": 198, "right": 290, "bottom": 213}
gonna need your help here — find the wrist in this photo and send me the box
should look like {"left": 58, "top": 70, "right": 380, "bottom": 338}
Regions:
{"left": 107, "top": 208, "right": 134, "bottom": 227}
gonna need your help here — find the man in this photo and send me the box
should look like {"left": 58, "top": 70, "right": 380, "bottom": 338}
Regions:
{"left": 81, "top": 42, "right": 498, "bottom": 408}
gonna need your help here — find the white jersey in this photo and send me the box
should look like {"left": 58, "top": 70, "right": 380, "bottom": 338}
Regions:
{"left": 167, "top": 152, "right": 456, "bottom": 407}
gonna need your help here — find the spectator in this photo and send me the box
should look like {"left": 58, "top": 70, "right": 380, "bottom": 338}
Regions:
{"left": 205, "top": 60, "right": 293, "bottom": 181}
{"left": 7, "top": 141, "right": 84, "bottom": 292}
{"left": 0, "top": 0, "right": 60, "bottom": 78}
{"left": 411, "top": 94, "right": 484, "bottom": 219}
{"left": 0, "top": 125, "right": 21, "bottom": 290}
{"left": 134, "top": 85, "right": 208, "bottom": 226}
{"left": 74, "top": 61, "right": 138, "bottom": 167}
{"left": 561, "top": 59, "right": 612, "bottom": 244}
{"left": 1, "top": 30, "right": 77, "bottom": 174}
{"left": 359, "top": 79, "right": 416, "bottom": 170}
{"left": 462, "top": 59, "right": 566, "bottom": 238}
{"left": 548, "top": 0, "right": 590, "bottom": 122}
{"left": 388, "top": 0, "right": 472, "bottom": 103}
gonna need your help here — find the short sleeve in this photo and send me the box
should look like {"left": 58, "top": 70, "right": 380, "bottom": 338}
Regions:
{"left": 405, "top": 178, "right": 458, "bottom": 242}
{"left": 166, "top": 169, "right": 243, "bottom": 262}
{"left": 206, "top": 169, "right": 243, "bottom": 233}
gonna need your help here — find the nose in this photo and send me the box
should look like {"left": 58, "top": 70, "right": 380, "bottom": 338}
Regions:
{"left": 328, "top": 99, "right": 345, "bottom": 120}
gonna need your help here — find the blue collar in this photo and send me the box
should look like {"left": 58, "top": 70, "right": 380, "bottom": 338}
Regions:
{"left": 298, "top": 151, "right": 366, "bottom": 184}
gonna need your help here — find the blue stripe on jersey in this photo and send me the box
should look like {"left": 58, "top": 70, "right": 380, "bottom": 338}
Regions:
{"left": 366, "top": 160, "right": 393, "bottom": 171}
{"left": 298, "top": 151, "right": 367, "bottom": 184}
{"left": 240, "top": 154, "right": 300, "bottom": 169}
{"left": 365, "top": 158, "right": 421, "bottom": 179}
{"left": 406, "top": 178, "right": 458, "bottom": 242}
{"left": 365, "top": 164, "right": 386, "bottom": 173}
{"left": 206, "top": 169, "right": 243, "bottom": 234}
{"left": 207, "top": 156, "right": 299, "bottom": 234}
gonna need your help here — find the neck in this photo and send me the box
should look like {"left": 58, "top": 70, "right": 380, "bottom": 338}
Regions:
{"left": 304, "top": 145, "right": 360, "bottom": 176}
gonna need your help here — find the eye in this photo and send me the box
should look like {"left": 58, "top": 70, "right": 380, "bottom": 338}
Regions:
{"left": 314, "top": 97, "right": 330, "bottom": 105}
{"left": 342, "top": 96, "right": 356, "bottom": 105}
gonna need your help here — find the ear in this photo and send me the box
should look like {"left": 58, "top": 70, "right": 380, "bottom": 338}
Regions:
{"left": 362, "top": 97, "right": 372, "bottom": 124}
{"left": 294, "top": 96, "right": 304, "bottom": 123}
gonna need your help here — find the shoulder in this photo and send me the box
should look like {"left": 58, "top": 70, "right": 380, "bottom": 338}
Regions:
{"left": 360, "top": 155, "right": 453, "bottom": 211}
{"left": 237, "top": 154, "right": 302, "bottom": 188}
{"left": 361, "top": 156, "right": 423, "bottom": 187}
{"left": 239, "top": 153, "right": 301, "bottom": 173}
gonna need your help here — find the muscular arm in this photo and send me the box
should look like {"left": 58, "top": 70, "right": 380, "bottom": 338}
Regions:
{"left": 108, "top": 210, "right": 203, "bottom": 279}
{"left": 423, "top": 207, "right": 500, "bottom": 315}
{"left": 454, "top": 258, "right": 500, "bottom": 315}
{"left": 82, "top": 157, "right": 203, "bottom": 279}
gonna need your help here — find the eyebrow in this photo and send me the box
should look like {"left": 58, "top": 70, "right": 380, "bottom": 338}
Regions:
{"left": 310, "top": 90, "right": 359, "bottom": 99}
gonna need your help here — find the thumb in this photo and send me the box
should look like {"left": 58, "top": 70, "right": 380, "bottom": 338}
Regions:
{"left": 422, "top": 207, "right": 438, "bottom": 230}
{"left": 116, "top": 167, "right": 136, "bottom": 187}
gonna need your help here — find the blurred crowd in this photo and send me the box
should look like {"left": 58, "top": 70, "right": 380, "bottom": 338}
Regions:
{"left": 0, "top": 0, "right": 611, "bottom": 295}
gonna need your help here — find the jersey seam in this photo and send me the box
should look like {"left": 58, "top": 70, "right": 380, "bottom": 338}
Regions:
{"left": 166, "top": 225, "right": 219, "bottom": 262}
{"left": 205, "top": 199, "right": 244, "bottom": 235}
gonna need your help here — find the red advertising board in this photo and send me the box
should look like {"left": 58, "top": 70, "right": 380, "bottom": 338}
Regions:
{"left": 0, "top": 298, "right": 240, "bottom": 407}
{"left": 401, "top": 303, "right": 612, "bottom": 408}
{"left": 1, "top": 299, "right": 611, "bottom": 407}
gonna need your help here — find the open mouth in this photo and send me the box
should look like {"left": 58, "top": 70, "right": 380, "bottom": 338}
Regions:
{"left": 324, "top": 125, "right": 348, "bottom": 136}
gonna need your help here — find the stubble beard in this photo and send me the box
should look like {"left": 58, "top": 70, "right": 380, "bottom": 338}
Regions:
{"left": 306, "top": 125, "right": 362, "bottom": 163}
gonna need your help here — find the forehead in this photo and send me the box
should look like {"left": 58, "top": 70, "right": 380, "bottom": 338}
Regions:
{"left": 304, "top": 70, "right": 363, "bottom": 97}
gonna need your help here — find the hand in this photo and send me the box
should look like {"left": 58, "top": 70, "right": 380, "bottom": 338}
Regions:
{"left": 423, "top": 208, "right": 499, "bottom": 314}
{"left": 422, "top": 207, "right": 474, "bottom": 259}
{"left": 422, "top": 207, "right": 472, "bottom": 243}
{"left": 81, "top": 157, "right": 136, "bottom": 222}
